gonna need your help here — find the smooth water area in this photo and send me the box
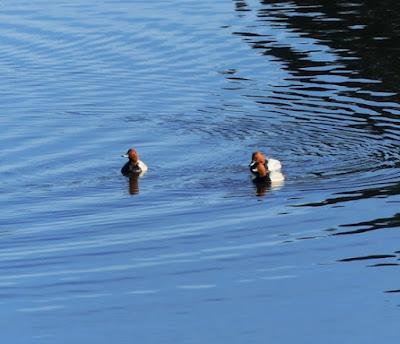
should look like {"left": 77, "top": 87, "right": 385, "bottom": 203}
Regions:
{"left": 1, "top": 0, "right": 400, "bottom": 342}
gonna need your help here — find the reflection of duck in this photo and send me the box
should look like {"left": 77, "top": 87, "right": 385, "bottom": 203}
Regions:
{"left": 253, "top": 177, "right": 270, "bottom": 197}
{"left": 127, "top": 175, "right": 139, "bottom": 195}
{"left": 249, "top": 151, "right": 285, "bottom": 184}
{"left": 121, "top": 148, "right": 148, "bottom": 176}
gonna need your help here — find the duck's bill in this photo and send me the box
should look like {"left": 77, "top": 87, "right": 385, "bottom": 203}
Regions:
{"left": 121, "top": 154, "right": 129, "bottom": 158}
{"left": 249, "top": 161, "right": 258, "bottom": 168}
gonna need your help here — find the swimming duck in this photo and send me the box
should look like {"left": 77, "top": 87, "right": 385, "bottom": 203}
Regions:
{"left": 121, "top": 148, "right": 148, "bottom": 176}
{"left": 249, "top": 151, "right": 284, "bottom": 183}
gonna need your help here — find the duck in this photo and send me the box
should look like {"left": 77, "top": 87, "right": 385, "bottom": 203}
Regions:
{"left": 249, "top": 151, "right": 284, "bottom": 183}
{"left": 121, "top": 148, "right": 148, "bottom": 176}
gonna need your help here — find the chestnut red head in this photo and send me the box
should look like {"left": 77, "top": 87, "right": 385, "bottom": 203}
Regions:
{"left": 251, "top": 151, "right": 266, "bottom": 164}
{"left": 122, "top": 148, "right": 139, "bottom": 164}
{"left": 250, "top": 151, "right": 268, "bottom": 178}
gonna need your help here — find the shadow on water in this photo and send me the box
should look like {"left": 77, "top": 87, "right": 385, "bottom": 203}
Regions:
{"left": 293, "top": 180, "right": 400, "bottom": 207}
{"left": 335, "top": 212, "right": 400, "bottom": 236}
{"left": 234, "top": 0, "right": 400, "bottom": 91}
{"left": 230, "top": 0, "right": 400, "bottom": 200}
{"left": 2, "top": 0, "right": 400, "bottom": 342}
{"left": 229, "top": 0, "right": 400, "bottom": 303}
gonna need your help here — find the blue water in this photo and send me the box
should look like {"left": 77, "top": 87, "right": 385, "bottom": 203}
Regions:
{"left": 1, "top": 0, "right": 400, "bottom": 342}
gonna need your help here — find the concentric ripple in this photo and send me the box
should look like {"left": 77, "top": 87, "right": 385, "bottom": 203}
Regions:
{"left": 1, "top": 0, "right": 400, "bottom": 343}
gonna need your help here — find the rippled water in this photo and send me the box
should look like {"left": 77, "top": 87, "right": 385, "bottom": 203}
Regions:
{"left": 1, "top": 0, "right": 400, "bottom": 342}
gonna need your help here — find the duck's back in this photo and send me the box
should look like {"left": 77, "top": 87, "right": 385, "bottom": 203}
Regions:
{"left": 138, "top": 160, "right": 148, "bottom": 173}
{"left": 267, "top": 158, "right": 282, "bottom": 172}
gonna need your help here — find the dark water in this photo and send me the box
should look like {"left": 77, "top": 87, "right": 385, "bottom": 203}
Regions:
{"left": 1, "top": 0, "right": 400, "bottom": 342}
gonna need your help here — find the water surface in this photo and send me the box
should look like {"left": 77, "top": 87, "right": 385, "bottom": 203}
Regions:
{"left": 1, "top": 0, "right": 400, "bottom": 343}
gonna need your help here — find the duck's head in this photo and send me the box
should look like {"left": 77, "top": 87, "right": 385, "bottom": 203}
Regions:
{"left": 122, "top": 148, "right": 139, "bottom": 164}
{"left": 251, "top": 151, "right": 266, "bottom": 165}
{"left": 249, "top": 151, "right": 268, "bottom": 177}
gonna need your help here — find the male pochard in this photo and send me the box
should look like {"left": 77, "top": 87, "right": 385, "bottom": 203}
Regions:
{"left": 249, "top": 151, "right": 284, "bottom": 183}
{"left": 121, "top": 148, "right": 148, "bottom": 176}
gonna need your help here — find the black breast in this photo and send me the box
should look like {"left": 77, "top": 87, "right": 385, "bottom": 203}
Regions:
{"left": 121, "top": 162, "right": 142, "bottom": 176}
